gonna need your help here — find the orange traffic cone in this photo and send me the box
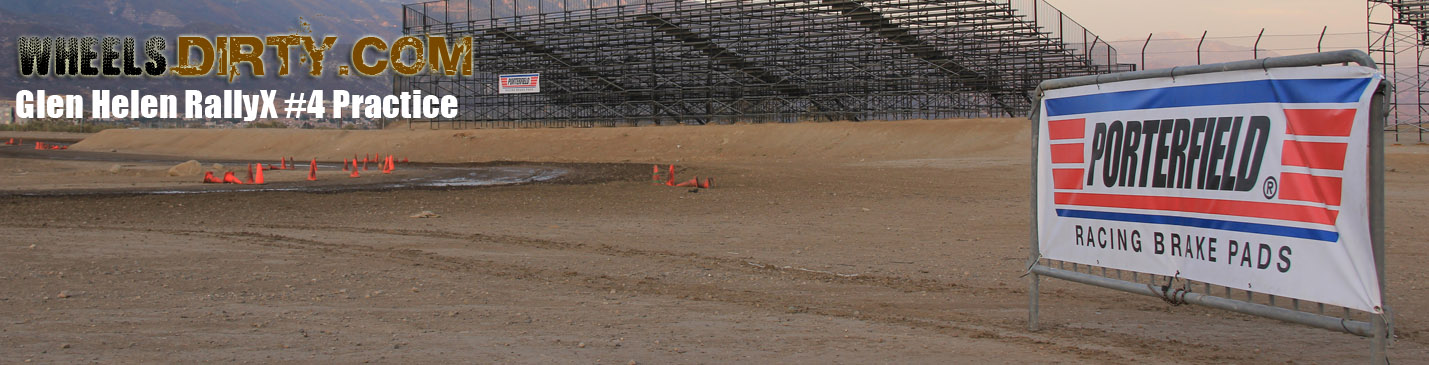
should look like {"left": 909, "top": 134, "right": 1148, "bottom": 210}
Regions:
{"left": 307, "top": 158, "right": 318, "bottom": 181}
{"left": 202, "top": 171, "right": 220, "bottom": 183}
{"left": 401, "top": 158, "right": 409, "bottom": 163}
{"left": 652, "top": 165, "right": 661, "bottom": 184}
{"left": 245, "top": 163, "right": 255, "bottom": 183}
{"left": 5, "top": 138, "right": 12, "bottom": 145}
{"left": 342, "top": 158, "right": 349, "bottom": 171}
{"left": 349, "top": 159, "right": 360, "bottom": 178}
{"left": 223, "top": 171, "right": 244, "bottom": 184}
{"left": 253, "top": 164, "right": 266, "bottom": 184}
{"left": 700, "top": 177, "right": 712, "bottom": 189}
{"left": 665, "top": 164, "right": 675, "bottom": 186}
{"left": 35, "top": 142, "right": 44, "bottom": 150}
{"left": 675, "top": 177, "right": 699, "bottom": 188}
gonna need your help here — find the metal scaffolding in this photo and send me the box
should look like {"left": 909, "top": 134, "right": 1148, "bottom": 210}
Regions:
{"left": 1369, "top": 0, "right": 1429, "bottom": 142}
{"left": 398, "top": 0, "right": 1134, "bottom": 128}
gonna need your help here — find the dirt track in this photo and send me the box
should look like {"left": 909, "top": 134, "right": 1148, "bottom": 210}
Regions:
{"left": 67, "top": 119, "right": 1028, "bottom": 164}
{"left": 3, "top": 120, "right": 1429, "bottom": 363}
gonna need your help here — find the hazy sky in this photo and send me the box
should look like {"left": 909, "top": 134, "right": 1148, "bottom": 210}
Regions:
{"left": 1049, "top": 0, "right": 1369, "bottom": 41}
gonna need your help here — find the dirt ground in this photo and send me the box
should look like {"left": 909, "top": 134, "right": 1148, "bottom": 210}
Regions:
{"left": 2, "top": 120, "right": 1428, "bottom": 363}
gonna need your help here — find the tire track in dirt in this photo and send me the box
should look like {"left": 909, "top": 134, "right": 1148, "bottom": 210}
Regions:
{"left": 247, "top": 223, "right": 963, "bottom": 294}
{"left": 178, "top": 228, "right": 1148, "bottom": 363}
{"left": 0, "top": 221, "right": 1262, "bottom": 363}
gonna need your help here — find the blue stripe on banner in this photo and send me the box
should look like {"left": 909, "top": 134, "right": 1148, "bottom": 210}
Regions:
{"left": 1055, "top": 209, "right": 1340, "bottom": 242}
{"left": 1044, "top": 78, "right": 1374, "bottom": 117}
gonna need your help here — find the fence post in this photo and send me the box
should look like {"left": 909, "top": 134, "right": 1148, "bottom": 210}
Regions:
{"left": 1318, "top": 26, "right": 1327, "bottom": 53}
{"left": 1028, "top": 101, "right": 1042, "bottom": 331}
{"left": 1141, "top": 33, "right": 1153, "bottom": 71}
{"left": 1196, "top": 31, "right": 1207, "bottom": 65}
{"left": 1370, "top": 80, "right": 1389, "bottom": 364}
{"left": 1253, "top": 28, "right": 1265, "bottom": 59}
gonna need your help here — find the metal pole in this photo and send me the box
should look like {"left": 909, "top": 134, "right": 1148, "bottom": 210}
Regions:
{"left": 1031, "top": 0, "right": 1038, "bottom": 30}
{"left": 1028, "top": 95, "right": 1042, "bottom": 332}
{"left": 1032, "top": 265, "right": 1374, "bottom": 336}
{"left": 1106, "top": 39, "right": 1112, "bottom": 71}
{"left": 1197, "top": 31, "right": 1207, "bottom": 65}
{"left": 1370, "top": 80, "right": 1389, "bottom": 364}
{"left": 1090, "top": 35, "right": 1100, "bottom": 65}
{"left": 1141, "top": 33, "right": 1153, "bottom": 71}
{"left": 1253, "top": 28, "right": 1265, "bottom": 59}
{"left": 1318, "top": 26, "right": 1327, "bottom": 53}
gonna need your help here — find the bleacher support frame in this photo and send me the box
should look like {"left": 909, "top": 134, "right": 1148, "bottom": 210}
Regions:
{"left": 397, "top": 0, "right": 1134, "bottom": 128}
{"left": 1369, "top": 0, "right": 1429, "bottom": 141}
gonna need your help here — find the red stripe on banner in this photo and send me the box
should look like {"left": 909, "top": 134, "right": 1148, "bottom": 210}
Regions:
{"left": 1054, "top": 192, "right": 1339, "bottom": 225}
{"left": 1282, "top": 141, "right": 1348, "bottom": 170}
{"left": 1284, "top": 109, "right": 1355, "bottom": 137}
{"left": 1047, "top": 119, "right": 1085, "bottom": 140}
{"left": 1278, "top": 172, "right": 1344, "bottom": 206}
{"left": 1049, "top": 143, "right": 1084, "bottom": 164}
{"left": 1052, "top": 169, "right": 1084, "bottom": 190}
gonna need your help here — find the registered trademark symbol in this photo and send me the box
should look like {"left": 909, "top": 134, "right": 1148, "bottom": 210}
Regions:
{"left": 1263, "top": 176, "right": 1278, "bottom": 199}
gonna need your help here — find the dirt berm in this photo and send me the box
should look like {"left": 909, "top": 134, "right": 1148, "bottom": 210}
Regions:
{"left": 71, "top": 118, "right": 1029, "bottom": 163}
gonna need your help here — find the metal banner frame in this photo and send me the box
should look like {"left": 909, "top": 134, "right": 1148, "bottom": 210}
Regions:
{"left": 1026, "top": 50, "right": 1391, "bottom": 363}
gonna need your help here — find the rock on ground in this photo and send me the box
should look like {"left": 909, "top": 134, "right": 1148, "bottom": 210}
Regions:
{"left": 167, "top": 160, "right": 202, "bottom": 176}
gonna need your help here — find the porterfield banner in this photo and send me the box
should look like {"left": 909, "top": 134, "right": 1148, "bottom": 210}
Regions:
{"left": 498, "top": 73, "right": 541, "bottom": 94}
{"left": 1036, "top": 66, "right": 1383, "bottom": 313}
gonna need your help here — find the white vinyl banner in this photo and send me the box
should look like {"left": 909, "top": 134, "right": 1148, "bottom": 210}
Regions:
{"left": 498, "top": 73, "right": 540, "bottom": 94}
{"left": 1036, "top": 65, "right": 1383, "bottom": 313}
